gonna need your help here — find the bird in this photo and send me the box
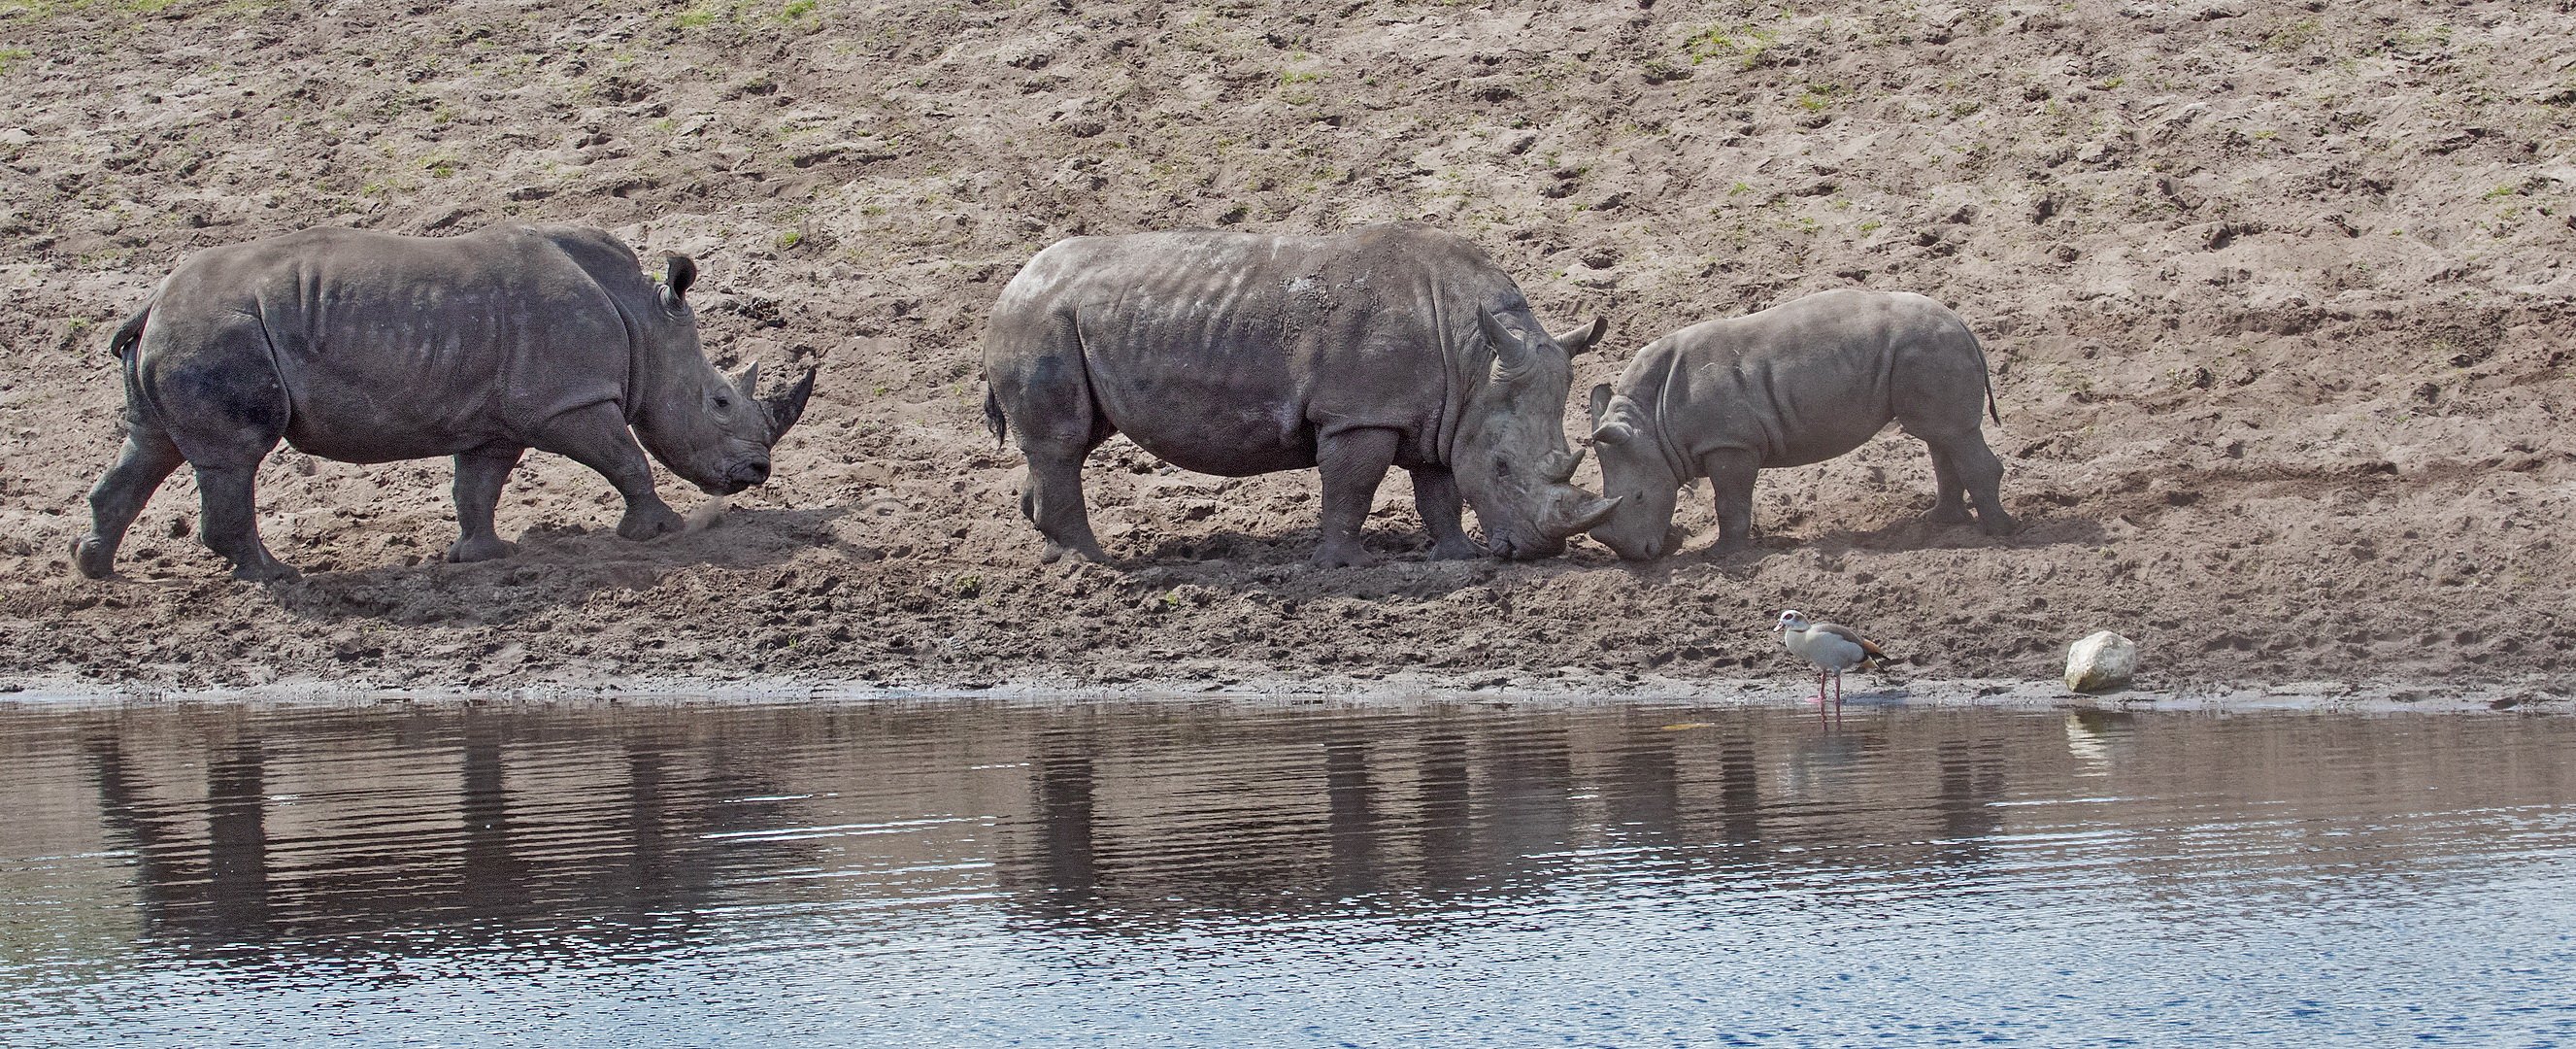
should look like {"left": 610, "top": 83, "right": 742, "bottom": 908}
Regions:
{"left": 1776, "top": 609, "right": 1895, "bottom": 720}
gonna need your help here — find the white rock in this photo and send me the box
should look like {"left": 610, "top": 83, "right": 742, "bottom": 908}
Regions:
{"left": 2064, "top": 630, "right": 2139, "bottom": 693}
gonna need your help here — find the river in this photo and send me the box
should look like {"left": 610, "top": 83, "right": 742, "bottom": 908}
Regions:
{"left": 2, "top": 697, "right": 2570, "bottom": 1046}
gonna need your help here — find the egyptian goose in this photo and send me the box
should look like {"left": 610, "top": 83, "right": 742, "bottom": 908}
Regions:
{"left": 1777, "top": 609, "right": 1894, "bottom": 718}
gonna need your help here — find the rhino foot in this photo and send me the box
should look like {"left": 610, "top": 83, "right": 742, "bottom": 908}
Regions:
{"left": 1922, "top": 505, "right": 1974, "bottom": 525}
{"left": 230, "top": 559, "right": 300, "bottom": 583}
{"left": 1978, "top": 512, "right": 2022, "bottom": 536}
{"left": 446, "top": 536, "right": 519, "bottom": 563}
{"left": 1426, "top": 537, "right": 1483, "bottom": 561}
{"left": 72, "top": 536, "right": 115, "bottom": 580}
{"left": 617, "top": 504, "right": 685, "bottom": 541}
{"left": 1041, "top": 541, "right": 1111, "bottom": 567}
{"left": 1310, "top": 544, "right": 1377, "bottom": 569}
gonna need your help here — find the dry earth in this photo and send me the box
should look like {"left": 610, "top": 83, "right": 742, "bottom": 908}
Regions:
{"left": 1, "top": 0, "right": 2571, "bottom": 698}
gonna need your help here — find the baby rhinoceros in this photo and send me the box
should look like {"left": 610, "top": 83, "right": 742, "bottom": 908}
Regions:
{"left": 1584, "top": 289, "right": 2015, "bottom": 560}
{"left": 74, "top": 224, "right": 817, "bottom": 581}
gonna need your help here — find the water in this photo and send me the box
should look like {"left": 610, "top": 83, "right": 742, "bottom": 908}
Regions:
{"left": 1, "top": 697, "right": 2570, "bottom": 1047}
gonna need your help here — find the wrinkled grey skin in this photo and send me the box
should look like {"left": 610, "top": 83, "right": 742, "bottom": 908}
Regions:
{"left": 982, "top": 223, "right": 1621, "bottom": 567}
{"left": 74, "top": 224, "right": 816, "bottom": 582}
{"left": 1586, "top": 289, "right": 2016, "bottom": 560}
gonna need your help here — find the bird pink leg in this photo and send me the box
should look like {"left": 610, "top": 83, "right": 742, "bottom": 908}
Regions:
{"left": 1832, "top": 671, "right": 1844, "bottom": 724}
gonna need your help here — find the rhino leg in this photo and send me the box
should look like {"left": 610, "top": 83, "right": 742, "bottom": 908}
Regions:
{"left": 1313, "top": 427, "right": 1399, "bottom": 568}
{"left": 1934, "top": 435, "right": 2018, "bottom": 536}
{"left": 535, "top": 402, "right": 683, "bottom": 541}
{"left": 447, "top": 445, "right": 526, "bottom": 562}
{"left": 194, "top": 463, "right": 296, "bottom": 582}
{"left": 1899, "top": 368, "right": 2016, "bottom": 535}
{"left": 143, "top": 353, "right": 294, "bottom": 580}
{"left": 74, "top": 423, "right": 186, "bottom": 579}
{"left": 991, "top": 333, "right": 1113, "bottom": 564}
{"left": 1701, "top": 448, "right": 1759, "bottom": 556}
{"left": 1922, "top": 447, "right": 1975, "bottom": 524}
{"left": 1407, "top": 465, "right": 1481, "bottom": 560}
{"left": 1020, "top": 442, "right": 1109, "bottom": 565}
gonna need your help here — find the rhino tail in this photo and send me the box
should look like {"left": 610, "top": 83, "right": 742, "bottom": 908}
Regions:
{"left": 108, "top": 302, "right": 151, "bottom": 359}
{"left": 1958, "top": 315, "right": 2000, "bottom": 425}
{"left": 982, "top": 385, "right": 1007, "bottom": 449}
{"left": 1984, "top": 364, "right": 2000, "bottom": 426}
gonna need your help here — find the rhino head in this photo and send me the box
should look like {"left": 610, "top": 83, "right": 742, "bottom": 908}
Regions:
{"left": 629, "top": 254, "right": 818, "bottom": 495}
{"left": 1585, "top": 382, "right": 1683, "bottom": 560}
{"left": 1451, "top": 307, "right": 1623, "bottom": 559}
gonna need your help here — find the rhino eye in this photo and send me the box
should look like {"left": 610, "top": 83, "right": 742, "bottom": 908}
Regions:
{"left": 714, "top": 395, "right": 732, "bottom": 410}
{"left": 1493, "top": 457, "right": 1512, "bottom": 477}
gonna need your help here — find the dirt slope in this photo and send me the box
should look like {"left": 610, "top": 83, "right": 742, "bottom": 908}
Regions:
{"left": 1, "top": 0, "right": 2571, "bottom": 696}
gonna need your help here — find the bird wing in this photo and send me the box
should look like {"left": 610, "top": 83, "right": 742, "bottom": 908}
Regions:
{"left": 1816, "top": 623, "right": 1896, "bottom": 664}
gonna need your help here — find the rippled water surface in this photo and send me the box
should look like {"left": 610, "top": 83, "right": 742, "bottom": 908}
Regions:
{"left": 3, "top": 697, "right": 2571, "bottom": 1047}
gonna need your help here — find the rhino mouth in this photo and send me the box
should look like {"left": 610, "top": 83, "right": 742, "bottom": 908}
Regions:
{"left": 1480, "top": 492, "right": 1623, "bottom": 560}
{"left": 1602, "top": 535, "right": 1661, "bottom": 561}
{"left": 1488, "top": 535, "right": 1564, "bottom": 560}
{"left": 698, "top": 457, "right": 773, "bottom": 495}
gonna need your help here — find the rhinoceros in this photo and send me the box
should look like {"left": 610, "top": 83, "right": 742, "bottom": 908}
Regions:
{"left": 981, "top": 223, "right": 1622, "bottom": 566}
{"left": 73, "top": 223, "right": 816, "bottom": 581}
{"left": 1583, "top": 289, "right": 2015, "bottom": 559}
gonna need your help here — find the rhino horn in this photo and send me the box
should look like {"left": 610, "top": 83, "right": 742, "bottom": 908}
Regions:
{"left": 729, "top": 361, "right": 759, "bottom": 399}
{"left": 1479, "top": 306, "right": 1533, "bottom": 384}
{"left": 1543, "top": 447, "right": 1586, "bottom": 483}
{"left": 1544, "top": 493, "right": 1623, "bottom": 539}
{"left": 763, "top": 366, "right": 817, "bottom": 443}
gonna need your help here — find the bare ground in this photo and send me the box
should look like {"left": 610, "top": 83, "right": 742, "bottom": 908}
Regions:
{"left": 0, "top": 0, "right": 2571, "bottom": 697}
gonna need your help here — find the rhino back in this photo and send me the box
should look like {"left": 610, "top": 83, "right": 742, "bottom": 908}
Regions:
{"left": 1646, "top": 289, "right": 1973, "bottom": 468}
{"left": 992, "top": 226, "right": 1494, "bottom": 476}
{"left": 153, "top": 226, "right": 637, "bottom": 463}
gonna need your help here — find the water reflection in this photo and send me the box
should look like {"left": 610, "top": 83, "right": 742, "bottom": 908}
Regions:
{"left": 56, "top": 710, "right": 811, "bottom": 961}
{"left": 1020, "top": 727, "right": 1098, "bottom": 918}
{"left": 22, "top": 702, "right": 2574, "bottom": 944}
{"left": 3, "top": 699, "right": 2572, "bottom": 1045}
{"left": 82, "top": 734, "right": 272, "bottom": 941}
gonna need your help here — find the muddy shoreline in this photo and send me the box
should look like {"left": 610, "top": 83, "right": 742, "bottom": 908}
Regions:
{"left": 3, "top": 670, "right": 2563, "bottom": 716}
{"left": 3, "top": 1, "right": 2571, "bottom": 695}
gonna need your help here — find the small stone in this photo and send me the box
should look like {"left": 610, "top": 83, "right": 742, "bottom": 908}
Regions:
{"left": 2065, "top": 630, "right": 2139, "bottom": 693}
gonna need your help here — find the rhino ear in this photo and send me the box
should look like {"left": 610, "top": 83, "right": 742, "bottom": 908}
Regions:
{"left": 1556, "top": 317, "right": 1608, "bottom": 356}
{"left": 729, "top": 361, "right": 758, "bottom": 399}
{"left": 1590, "top": 391, "right": 1639, "bottom": 446}
{"left": 661, "top": 254, "right": 697, "bottom": 311}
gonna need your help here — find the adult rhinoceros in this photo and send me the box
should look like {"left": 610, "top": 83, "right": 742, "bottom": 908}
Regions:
{"left": 1584, "top": 289, "right": 2015, "bottom": 560}
{"left": 981, "top": 223, "right": 1621, "bottom": 566}
{"left": 74, "top": 224, "right": 816, "bottom": 581}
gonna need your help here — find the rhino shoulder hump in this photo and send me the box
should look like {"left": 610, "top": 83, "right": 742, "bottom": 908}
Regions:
{"left": 533, "top": 225, "right": 638, "bottom": 262}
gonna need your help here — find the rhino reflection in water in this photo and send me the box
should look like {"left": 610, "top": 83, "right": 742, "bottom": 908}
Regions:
{"left": 77, "top": 714, "right": 805, "bottom": 955}
{"left": 982, "top": 223, "right": 1621, "bottom": 566}
{"left": 73, "top": 224, "right": 817, "bottom": 581}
